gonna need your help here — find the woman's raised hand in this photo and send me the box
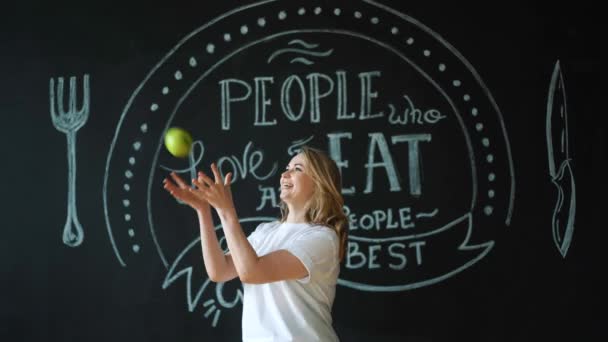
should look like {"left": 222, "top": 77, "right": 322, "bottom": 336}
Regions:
{"left": 163, "top": 172, "right": 208, "bottom": 211}
{"left": 192, "top": 163, "right": 234, "bottom": 213}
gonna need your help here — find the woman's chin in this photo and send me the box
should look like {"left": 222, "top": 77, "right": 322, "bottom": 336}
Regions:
{"left": 281, "top": 193, "right": 303, "bottom": 206}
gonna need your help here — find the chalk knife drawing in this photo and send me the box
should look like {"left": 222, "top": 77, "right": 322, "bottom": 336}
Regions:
{"left": 546, "top": 61, "right": 576, "bottom": 258}
{"left": 49, "top": 74, "right": 90, "bottom": 247}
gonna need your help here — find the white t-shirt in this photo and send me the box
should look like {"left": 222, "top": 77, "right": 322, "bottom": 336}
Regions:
{"left": 242, "top": 221, "right": 340, "bottom": 342}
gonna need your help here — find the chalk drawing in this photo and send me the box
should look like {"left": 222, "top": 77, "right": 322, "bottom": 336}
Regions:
{"left": 100, "top": 1, "right": 517, "bottom": 327}
{"left": 546, "top": 60, "right": 576, "bottom": 258}
{"left": 49, "top": 74, "right": 90, "bottom": 247}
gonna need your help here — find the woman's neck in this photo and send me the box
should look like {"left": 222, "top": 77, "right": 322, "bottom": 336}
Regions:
{"left": 285, "top": 204, "right": 308, "bottom": 223}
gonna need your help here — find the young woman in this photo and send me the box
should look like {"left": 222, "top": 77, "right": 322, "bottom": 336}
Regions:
{"left": 163, "top": 146, "right": 348, "bottom": 341}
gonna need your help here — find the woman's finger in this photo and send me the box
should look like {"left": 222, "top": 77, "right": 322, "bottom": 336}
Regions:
{"left": 188, "top": 187, "right": 207, "bottom": 198}
{"left": 224, "top": 172, "right": 234, "bottom": 201}
{"left": 224, "top": 172, "right": 232, "bottom": 186}
{"left": 163, "top": 178, "right": 178, "bottom": 192}
{"left": 169, "top": 172, "right": 189, "bottom": 189}
{"left": 163, "top": 177, "right": 210, "bottom": 211}
{"left": 210, "top": 163, "right": 222, "bottom": 184}
{"left": 192, "top": 178, "right": 210, "bottom": 195}
{"left": 197, "top": 171, "right": 215, "bottom": 187}
{"left": 164, "top": 182, "right": 186, "bottom": 201}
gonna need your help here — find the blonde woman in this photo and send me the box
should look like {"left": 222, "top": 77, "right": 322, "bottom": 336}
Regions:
{"left": 163, "top": 146, "right": 348, "bottom": 341}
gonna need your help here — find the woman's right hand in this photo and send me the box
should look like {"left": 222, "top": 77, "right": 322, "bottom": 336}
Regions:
{"left": 163, "top": 172, "right": 209, "bottom": 212}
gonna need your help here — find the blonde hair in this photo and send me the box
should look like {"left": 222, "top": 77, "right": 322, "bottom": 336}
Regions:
{"left": 280, "top": 146, "right": 349, "bottom": 261}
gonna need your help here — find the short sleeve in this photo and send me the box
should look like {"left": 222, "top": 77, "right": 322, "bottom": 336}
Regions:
{"left": 224, "top": 221, "right": 271, "bottom": 255}
{"left": 245, "top": 221, "right": 276, "bottom": 251}
{"left": 286, "top": 227, "right": 339, "bottom": 283}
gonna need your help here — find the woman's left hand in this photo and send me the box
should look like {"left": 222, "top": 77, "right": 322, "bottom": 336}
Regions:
{"left": 193, "top": 163, "right": 235, "bottom": 214}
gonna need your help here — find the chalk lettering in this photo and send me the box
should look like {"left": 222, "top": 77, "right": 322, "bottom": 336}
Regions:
{"left": 364, "top": 133, "right": 401, "bottom": 193}
{"left": 359, "top": 71, "right": 383, "bottom": 120}
{"left": 345, "top": 240, "right": 426, "bottom": 270}
{"left": 392, "top": 134, "right": 431, "bottom": 196}
{"left": 281, "top": 75, "right": 306, "bottom": 121}
{"left": 344, "top": 205, "right": 434, "bottom": 231}
{"left": 306, "top": 73, "right": 334, "bottom": 123}
{"left": 327, "top": 132, "right": 356, "bottom": 195}
{"left": 388, "top": 95, "right": 446, "bottom": 125}
{"left": 219, "top": 70, "right": 387, "bottom": 129}
{"left": 254, "top": 76, "right": 276, "bottom": 126}
{"left": 216, "top": 142, "right": 278, "bottom": 181}
{"left": 256, "top": 185, "right": 278, "bottom": 211}
{"left": 219, "top": 78, "right": 252, "bottom": 130}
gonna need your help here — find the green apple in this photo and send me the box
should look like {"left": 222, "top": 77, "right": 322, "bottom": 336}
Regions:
{"left": 164, "top": 127, "right": 192, "bottom": 158}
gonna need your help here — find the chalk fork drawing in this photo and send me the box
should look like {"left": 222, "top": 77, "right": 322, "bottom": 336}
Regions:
{"left": 546, "top": 61, "right": 576, "bottom": 258}
{"left": 49, "top": 74, "right": 90, "bottom": 247}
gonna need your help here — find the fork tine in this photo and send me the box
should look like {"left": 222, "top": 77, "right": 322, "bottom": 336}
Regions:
{"left": 57, "top": 77, "right": 66, "bottom": 116}
{"left": 69, "top": 76, "right": 77, "bottom": 114}
{"left": 49, "top": 77, "right": 56, "bottom": 120}
{"left": 78, "top": 74, "right": 90, "bottom": 117}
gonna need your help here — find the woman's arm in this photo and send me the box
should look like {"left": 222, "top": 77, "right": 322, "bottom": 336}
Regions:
{"left": 163, "top": 172, "right": 238, "bottom": 282}
{"left": 195, "top": 164, "right": 308, "bottom": 284}
{"left": 217, "top": 208, "right": 307, "bottom": 284}
{"left": 196, "top": 205, "right": 238, "bottom": 282}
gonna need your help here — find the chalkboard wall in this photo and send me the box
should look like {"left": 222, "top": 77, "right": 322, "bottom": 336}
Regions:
{"left": 1, "top": 1, "right": 605, "bottom": 341}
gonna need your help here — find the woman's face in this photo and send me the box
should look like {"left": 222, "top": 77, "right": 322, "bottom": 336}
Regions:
{"left": 280, "top": 153, "right": 316, "bottom": 208}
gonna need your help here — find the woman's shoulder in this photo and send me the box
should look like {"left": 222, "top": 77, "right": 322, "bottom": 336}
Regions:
{"left": 293, "top": 224, "right": 340, "bottom": 257}
{"left": 300, "top": 223, "right": 339, "bottom": 240}
{"left": 254, "top": 220, "right": 281, "bottom": 233}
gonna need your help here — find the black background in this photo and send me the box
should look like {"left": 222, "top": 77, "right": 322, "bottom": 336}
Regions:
{"left": 1, "top": 1, "right": 605, "bottom": 341}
